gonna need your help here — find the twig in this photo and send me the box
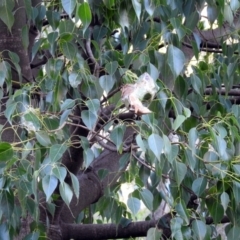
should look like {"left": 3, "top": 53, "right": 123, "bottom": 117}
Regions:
{"left": 86, "top": 28, "right": 100, "bottom": 77}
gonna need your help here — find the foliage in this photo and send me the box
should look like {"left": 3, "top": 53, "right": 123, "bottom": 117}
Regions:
{"left": 0, "top": 0, "right": 240, "bottom": 239}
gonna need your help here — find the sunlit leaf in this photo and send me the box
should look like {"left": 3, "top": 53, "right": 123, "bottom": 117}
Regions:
{"left": 85, "top": 99, "right": 100, "bottom": 116}
{"left": 227, "top": 226, "right": 240, "bottom": 239}
{"left": 68, "top": 72, "right": 82, "bottom": 88}
{"left": 53, "top": 166, "right": 67, "bottom": 184}
{"left": 167, "top": 45, "right": 185, "bottom": 78}
{"left": 61, "top": 99, "right": 75, "bottom": 111}
{"left": 105, "top": 61, "right": 118, "bottom": 76}
{"left": 224, "top": 4, "right": 233, "bottom": 24}
{"left": 61, "top": 0, "right": 76, "bottom": 16}
{"left": 132, "top": 0, "right": 141, "bottom": 22}
{"left": 0, "top": 142, "right": 13, "bottom": 161}
{"left": 192, "top": 220, "right": 206, "bottom": 240}
{"left": 221, "top": 192, "right": 230, "bottom": 212}
{"left": 77, "top": 2, "right": 92, "bottom": 34}
{"left": 144, "top": 0, "right": 155, "bottom": 16}
{"left": 139, "top": 189, "right": 153, "bottom": 211}
{"left": 146, "top": 228, "right": 162, "bottom": 240}
{"left": 192, "top": 177, "right": 207, "bottom": 197}
{"left": 59, "top": 182, "right": 73, "bottom": 207}
{"left": 42, "top": 175, "right": 58, "bottom": 201}
{"left": 70, "top": 172, "right": 80, "bottom": 199}
{"left": 35, "top": 131, "right": 51, "bottom": 147}
{"left": 173, "top": 161, "right": 187, "bottom": 186}
{"left": 173, "top": 115, "right": 185, "bottom": 131}
{"left": 175, "top": 201, "right": 189, "bottom": 225}
{"left": 99, "top": 75, "right": 116, "bottom": 94}
{"left": 49, "top": 144, "right": 68, "bottom": 162}
{"left": 60, "top": 109, "right": 72, "bottom": 126}
{"left": 0, "top": 223, "right": 10, "bottom": 240}
{"left": 148, "top": 134, "right": 163, "bottom": 161}
{"left": 83, "top": 148, "right": 94, "bottom": 168}
{"left": 110, "top": 125, "right": 126, "bottom": 152}
{"left": 81, "top": 110, "right": 97, "bottom": 130}
{"left": 127, "top": 197, "right": 140, "bottom": 215}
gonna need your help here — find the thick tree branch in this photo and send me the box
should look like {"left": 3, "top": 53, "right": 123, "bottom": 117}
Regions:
{"left": 61, "top": 220, "right": 157, "bottom": 240}
{"left": 52, "top": 214, "right": 230, "bottom": 240}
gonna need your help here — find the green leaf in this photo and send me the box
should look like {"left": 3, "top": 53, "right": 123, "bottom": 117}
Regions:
{"left": 60, "top": 109, "right": 72, "bottom": 126}
{"left": 192, "top": 220, "right": 206, "bottom": 240}
{"left": 0, "top": 190, "right": 14, "bottom": 218}
{"left": 83, "top": 148, "right": 94, "bottom": 168}
{"left": 227, "top": 226, "right": 240, "bottom": 239}
{"left": 85, "top": 99, "right": 100, "bottom": 116}
{"left": 132, "top": 0, "right": 142, "bottom": 21}
{"left": 170, "top": 217, "right": 184, "bottom": 240}
{"left": 68, "top": 72, "right": 82, "bottom": 88}
{"left": 99, "top": 75, "right": 116, "bottom": 94}
{"left": 0, "top": 223, "right": 10, "bottom": 240}
{"left": 81, "top": 110, "right": 97, "bottom": 130}
{"left": 105, "top": 61, "right": 118, "bottom": 76}
{"left": 0, "top": 142, "right": 13, "bottom": 161}
{"left": 146, "top": 228, "right": 162, "bottom": 240}
{"left": 98, "top": 169, "right": 109, "bottom": 180}
{"left": 46, "top": 10, "right": 60, "bottom": 30}
{"left": 35, "top": 131, "right": 51, "bottom": 147}
{"left": 188, "top": 127, "right": 198, "bottom": 155}
{"left": 49, "top": 144, "right": 68, "bottom": 162}
{"left": 173, "top": 115, "right": 186, "bottom": 131}
{"left": 190, "top": 75, "right": 202, "bottom": 95}
{"left": 4, "top": 102, "right": 17, "bottom": 124}
{"left": 147, "top": 134, "right": 163, "bottom": 160}
{"left": 0, "top": 61, "right": 8, "bottom": 87}
{"left": 136, "top": 134, "right": 147, "bottom": 152}
{"left": 167, "top": 45, "right": 185, "bottom": 78}
{"left": 192, "top": 177, "right": 207, "bottom": 197}
{"left": 144, "top": 0, "right": 155, "bottom": 16}
{"left": 119, "top": 218, "right": 132, "bottom": 228}
{"left": 206, "top": 198, "right": 224, "bottom": 223}
{"left": 42, "top": 175, "right": 58, "bottom": 201}
{"left": 77, "top": 2, "right": 92, "bottom": 34}
{"left": 233, "top": 181, "right": 240, "bottom": 204}
{"left": 53, "top": 166, "right": 67, "bottom": 184}
{"left": 224, "top": 4, "right": 233, "bottom": 24}
{"left": 230, "top": 0, "right": 240, "bottom": 11}
{"left": 175, "top": 201, "right": 189, "bottom": 225}
{"left": 70, "top": 172, "right": 80, "bottom": 199}
{"left": 21, "top": 25, "right": 29, "bottom": 50}
{"left": 220, "top": 192, "right": 230, "bottom": 212}
{"left": 127, "top": 197, "right": 141, "bottom": 215}
{"left": 147, "top": 63, "right": 159, "bottom": 81}
{"left": 110, "top": 125, "right": 126, "bottom": 152}
{"left": 119, "top": 153, "right": 130, "bottom": 170}
{"left": 61, "top": 99, "right": 75, "bottom": 111}
{"left": 59, "top": 182, "right": 73, "bottom": 207}
{"left": 61, "top": 42, "right": 77, "bottom": 59}
{"left": 23, "top": 112, "right": 41, "bottom": 131}
{"left": 173, "top": 161, "right": 187, "bottom": 186}
{"left": 23, "top": 231, "right": 40, "bottom": 240}
{"left": 61, "top": 0, "right": 76, "bottom": 16}
{"left": 140, "top": 188, "right": 153, "bottom": 211}
{"left": 0, "top": 1, "right": 14, "bottom": 31}
{"left": 207, "top": 5, "right": 218, "bottom": 25}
